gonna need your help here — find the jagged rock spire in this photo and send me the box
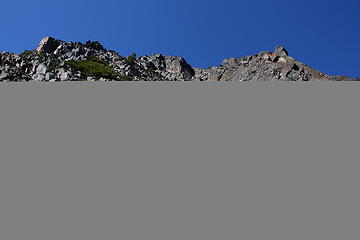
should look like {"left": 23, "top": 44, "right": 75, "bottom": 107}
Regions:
{"left": 274, "top": 46, "right": 289, "bottom": 57}
{"left": 85, "top": 40, "right": 105, "bottom": 51}
{"left": 36, "top": 37, "right": 63, "bottom": 53}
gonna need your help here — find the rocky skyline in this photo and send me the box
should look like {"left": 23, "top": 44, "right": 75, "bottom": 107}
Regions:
{"left": 0, "top": 37, "right": 358, "bottom": 82}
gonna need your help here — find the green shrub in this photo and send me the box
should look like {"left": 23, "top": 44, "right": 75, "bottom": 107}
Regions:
{"left": 47, "top": 59, "right": 58, "bottom": 73}
{"left": 37, "top": 51, "right": 47, "bottom": 61}
{"left": 66, "top": 57, "right": 132, "bottom": 81}
{"left": 124, "top": 52, "right": 137, "bottom": 65}
{"left": 118, "top": 75, "right": 134, "bottom": 81}
{"left": 19, "top": 50, "right": 33, "bottom": 59}
{"left": 86, "top": 56, "right": 107, "bottom": 65}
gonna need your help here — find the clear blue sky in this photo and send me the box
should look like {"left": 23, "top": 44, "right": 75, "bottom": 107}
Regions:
{"left": 1, "top": 0, "right": 359, "bottom": 77}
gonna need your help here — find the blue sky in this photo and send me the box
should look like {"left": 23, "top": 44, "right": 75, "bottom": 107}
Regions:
{"left": 1, "top": 0, "right": 359, "bottom": 77}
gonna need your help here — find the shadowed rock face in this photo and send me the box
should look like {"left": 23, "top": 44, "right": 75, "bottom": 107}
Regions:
{"left": 0, "top": 36, "right": 357, "bottom": 81}
{"left": 36, "top": 37, "right": 63, "bottom": 53}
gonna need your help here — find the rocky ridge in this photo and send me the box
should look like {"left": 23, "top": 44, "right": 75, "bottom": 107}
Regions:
{"left": 0, "top": 37, "right": 358, "bottom": 82}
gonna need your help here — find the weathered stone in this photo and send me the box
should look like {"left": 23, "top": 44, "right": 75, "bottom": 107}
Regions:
{"left": 268, "top": 52, "right": 279, "bottom": 62}
{"left": 36, "top": 63, "right": 47, "bottom": 74}
{"left": 280, "top": 63, "right": 295, "bottom": 79}
{"left": 261, "top": 52, "right": 272, "bottom": 61}
{"left": 274, "top": 46, "right": 289, "bottom": 57}
{"left": 32, "top": 73, "right": 45, "bottom": 81}
{"left": 278, "top": 57, "right": 287, "bottom": 63}
{"left": 57, "top": 69, "right": 71, "bottom": 81}
{"left": 85, "top": 41, "right": 105, "bottom": 51}
{"left": 36, "top": 37, "right": 61, "bottom": 53}
{"left": 0, "top": 71, "right": 9, "bottom": 80}
{"left": 163, "top": 56, "right": 195, "bottom": 79}
{"left": 222, "top": 58, "right": 239, "bottom": 68}
{"left": 148, "top": 54, "right": 166, "bottom": 70}
{"left": 45, "top": 72, "right": 56, "bottom": 81}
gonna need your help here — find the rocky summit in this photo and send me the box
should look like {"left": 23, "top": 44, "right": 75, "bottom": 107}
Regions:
{"left": 0, "top": 37, "right": 358, "bottom": 82}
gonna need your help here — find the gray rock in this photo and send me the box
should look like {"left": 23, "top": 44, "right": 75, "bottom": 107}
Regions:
{"left": 45, "top": 72, "right": 56, "bottom": 81}
{"left": 57, "top": 69, "right": 72, "bottom": 81}
{"left": 147, "top": 54, "right": 166, "bottom": 70}
{"left": 0, "top": 71, "right": 9, "bottom": 80}
{"left": 278, "top": 57, "right": 287, "bottom": 63}
{"left": 222, "top": 58, "right": 240, "bottom": 68}
{"left": 36, "top": 63, "right": 47, "bottom": 75}
{"left": 164, "top": 56, "right": 195, "bottom": 79}
{"left": 274, "top": 46, "right": 289, "bottom": 57}
{"left": 36, "top": 37, "right": 62, "bottom": 53}
{"left": 85, "top": 41, "right": 105, "bottom": 51}
{"left": 32, "top": 73, "right": 45, "bottom": 81}
{"left": 59, "top": 73, "right": 71, "bottom": 81}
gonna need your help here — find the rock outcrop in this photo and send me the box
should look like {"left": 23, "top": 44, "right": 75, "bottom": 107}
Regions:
{"left": 0, "top": 36, "right": 357, "bottom": 82}
{"left": 36, "top": 37, "right": 63, "bottom": 53}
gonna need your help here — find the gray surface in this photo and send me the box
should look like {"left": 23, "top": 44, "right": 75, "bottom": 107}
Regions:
{"left": 0, "top": 82, "right": 359, "bottom": 240}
